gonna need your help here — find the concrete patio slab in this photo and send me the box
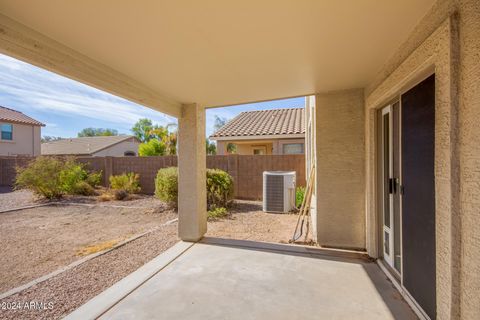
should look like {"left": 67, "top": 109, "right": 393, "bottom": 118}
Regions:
{"left": 66, "top": 239, "right": 417, "bottom": 320}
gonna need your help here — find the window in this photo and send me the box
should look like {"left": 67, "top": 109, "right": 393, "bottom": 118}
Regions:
{"left": 1, "top": 124, "right": 13, "bottom": 140}
{"left": 253, "top": 147, "right": 266, "bottom": 155}
{"left": 282, "top": 143, "right": 304, "bottom": 154}
{"left": 124, "top": 151, "right": 136, "bottom": 156}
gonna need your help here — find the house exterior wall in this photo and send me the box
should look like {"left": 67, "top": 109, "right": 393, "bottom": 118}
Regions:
{"left": 92, "top": 138, "right": 140, "bottom": 157}
{"left": 235, "top": 141, "right": 274, "bottom": 155}
{"left": 0, "top": 122, "right": 41, "bottom": 156}
{"left": 314, "top": 89, "right": 365, "bottom": 250}
{"left": 216, "top": 141, "right": 226, "bottom": 155}
{"left": 363, "top": 0, "right": 480, "bottom": 318}
{"left": 217, "top": 138, "right": 305, "bottom": 155}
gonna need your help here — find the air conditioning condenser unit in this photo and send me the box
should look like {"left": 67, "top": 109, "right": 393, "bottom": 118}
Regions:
{"left": 263, "top": 171, "right": 296, "bottom": 213}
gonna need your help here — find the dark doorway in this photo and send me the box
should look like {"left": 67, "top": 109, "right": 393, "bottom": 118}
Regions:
{"left": 401, "top": 74, "right": 436, "bottom": 319}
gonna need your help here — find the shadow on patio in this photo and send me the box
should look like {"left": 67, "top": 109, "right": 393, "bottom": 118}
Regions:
{"left": 66, "top": 238, "right": 416, "bottom": 320}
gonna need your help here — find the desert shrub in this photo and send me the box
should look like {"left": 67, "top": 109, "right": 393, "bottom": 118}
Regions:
{"left": 113, "top": 189, "right": 129, "bottom": 200}
{"left": 206, "top": 169, "right": 234, "bottom": 209}
{"left": 97, "top": 192, "right": 113, "bottom": 202}
{"left": 86, "top": 171, "right": 102, "bottom": 187}
{"left": 154, "top": 167, "right": 178, "bottom": 208}
{"left": 59, "top": 159, "right": 88, "bottom": 194}
{"left": 109, "top": 173, "right": 141, "bottom": 194}
{"left": 15, "top": 157, "right": 102, "bottom": 199}
{"left": 296, "top": 186, "right": 305, "bottom": 208}
{"left": 71, "top": 181, "right": 96, "bottom": 196}
{"left": 154, "top": 167, "right": 234, "bottom": 210}
{"left": 15, "top": 157, "right": 64, "bottom": 199}
{"left": 207, "top": 207, "right": 228, "bottom": 220}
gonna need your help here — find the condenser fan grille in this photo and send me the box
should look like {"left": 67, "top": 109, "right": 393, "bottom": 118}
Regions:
{"left": 265, "top": 174, "right": 284, "bottom": 212}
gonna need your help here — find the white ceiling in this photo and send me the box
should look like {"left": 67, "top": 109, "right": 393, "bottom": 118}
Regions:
{"left": 0, "top": 0, "right": 435, "bottom": 109}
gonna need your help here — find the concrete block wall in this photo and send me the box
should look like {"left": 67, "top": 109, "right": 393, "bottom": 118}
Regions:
{"left": 0, "top": 155, "right": 305, "bottom": 200}
{"left": 0, "top": 156, "right": 33, "bottom": 186}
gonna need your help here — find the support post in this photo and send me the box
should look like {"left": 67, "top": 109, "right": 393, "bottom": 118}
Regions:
{"left": 177, "top": 103, "right": 207, "bottom": 241}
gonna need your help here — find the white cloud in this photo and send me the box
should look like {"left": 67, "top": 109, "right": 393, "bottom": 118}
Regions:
{"left": 0, "top": 54, "right": 176, "bottom": 129}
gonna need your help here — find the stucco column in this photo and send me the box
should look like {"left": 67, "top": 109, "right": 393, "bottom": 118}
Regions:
{"left": 177, "top": 103, "right": 207, "bottom": 241}
{"left": 315, "top": 89, "right": 365, "bottom": 250}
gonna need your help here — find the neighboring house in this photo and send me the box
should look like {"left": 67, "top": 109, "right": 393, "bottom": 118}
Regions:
{"left": 0, "top": 106, "right": 44, "bottom": 156}
{"left": 210, "top": 108, "right": 305, "bottom": 155}
{"left": 41, "top": 135, "right": 140, "bottom": 157}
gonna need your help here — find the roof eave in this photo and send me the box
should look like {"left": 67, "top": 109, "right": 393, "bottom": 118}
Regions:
{"left": 210, "top": 133, "right": 305, "bottom": 141}
{"left": 0, "top": 119, "right": 45, "bottom": 127}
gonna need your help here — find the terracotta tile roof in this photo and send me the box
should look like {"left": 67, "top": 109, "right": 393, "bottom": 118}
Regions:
{"left": 41, "top": 135, "right": 139, "bottom": 155}
{"left": 0, "top": 106, "right": 45, "bottom": 126}
{"left": 210, "top": 108, "right": 305, "bottom": 139}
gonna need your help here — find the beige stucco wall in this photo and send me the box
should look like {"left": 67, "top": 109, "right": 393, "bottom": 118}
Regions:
{"left": 235, "top": 141, "right": 273, "bottom": 155}
{"left": 315, "top": 89, "right": 365, "bottom": 250}
{"left": 457, "top": 1, "right": 480, "bottom": 319}
{"left": 93, "top": 138, "right": 140, "bottom": 157}
{"left": 364, "top": 0, "right": 480, "bottom": 318}
{"left": 0, "top": 122, "right": 41, "bottom": 156}
{"left": 217, "top": 138, "right": 305, "bottom": 155}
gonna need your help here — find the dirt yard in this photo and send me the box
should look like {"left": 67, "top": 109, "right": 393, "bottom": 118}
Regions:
{"left": 0, "top": 190, "right": 299, "bottom": 319}
{"left": 207, "top": 200, "right": 299, "bottom": 243}
{"left": 0, "top": 201, "right": 176, "bottom": 294}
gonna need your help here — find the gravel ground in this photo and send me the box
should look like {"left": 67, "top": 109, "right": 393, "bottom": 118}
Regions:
{"left": 0, "top": 202, "right": 176, "bottom": 293}
{"left": 0, "top": 197, "right": 299, "bottom": 319}
{"left": 206, "top": 200, "right": 300, "bottom": 243}
{"left": 0, "top": 224, "right": 178, "bottom": 320}
{"left": 0, "top": 187, "right": 43, "bottom": 211}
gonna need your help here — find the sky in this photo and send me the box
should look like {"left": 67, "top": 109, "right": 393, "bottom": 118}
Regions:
{"left": 0, "top": 54, "right": 305, "bottom": 138}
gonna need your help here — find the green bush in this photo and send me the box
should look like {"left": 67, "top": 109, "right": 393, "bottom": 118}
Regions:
{"left": 138, "top": 139, "right": 166, "bottom": 156}
{"left": 206, "top": 169, "right": 234, "bottom": 209}
{"left": 207, "top": 207, "right": 228, "bottom": 220}
{"left": 109, "top": 173, "right": 141, "bottom": 194}
{"left": 154, "top": 167, "right": 178, "bottom": 208}
{"left": 59, "top": 159, "right": 88, "bottom": 194}
{"left": 296, "top": 186, "right": 305, "bottom": 208}
{"left": 86, "top": 171, "right": 102, "bottom": 187}
{"left": 154, "top": 167, "right": 234, "bottom": 210}
{"left": 71, "top": 181, "right": 96, "bottom": 196}
{"left": 15, "top": 157, "right": 65, "bottom": 199}
{"left": 15, "top": 157, "right": 102, "bottom": 199}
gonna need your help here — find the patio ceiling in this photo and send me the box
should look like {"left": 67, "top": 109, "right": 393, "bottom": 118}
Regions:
{"left": 0, "top": 0, "right": 434, "bottom": 115}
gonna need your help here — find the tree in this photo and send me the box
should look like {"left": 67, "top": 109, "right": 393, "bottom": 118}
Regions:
{"left": 41, "top": 136, "right": 63, "bottom": 143}
{"left": 212, "top": 115, "right": 235, "bottom": 153}
{"left": 213, "top": 115, "right": 228, "bottom": 131}
{"left": 131, "top": 118, "right": 155, "bottom": 143}
{"left": 138, "top": 139, "right": 166, "bottom": 156}
{"left": 78, "top": 128, "right": 118, "bottom": 137}
{"left": 133, "top": 119, "right": 178, "bottom": 155}
{"left": 206, "top": 139, "right": 216, "bottom": 155}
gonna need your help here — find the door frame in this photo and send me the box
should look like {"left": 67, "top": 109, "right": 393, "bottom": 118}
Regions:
{"left": 380, "top": 105, "right": 395, "bottom": 268}
{"left": 375, "top": 74, "right": 436, "bottom": 320}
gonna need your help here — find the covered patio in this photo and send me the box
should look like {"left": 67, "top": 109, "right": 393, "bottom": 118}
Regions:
{"left": 0, "top": 0, "right": 479, "bottom": 319}
{"left": 66, "top": 239, "right": 416, "bottom": 320}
